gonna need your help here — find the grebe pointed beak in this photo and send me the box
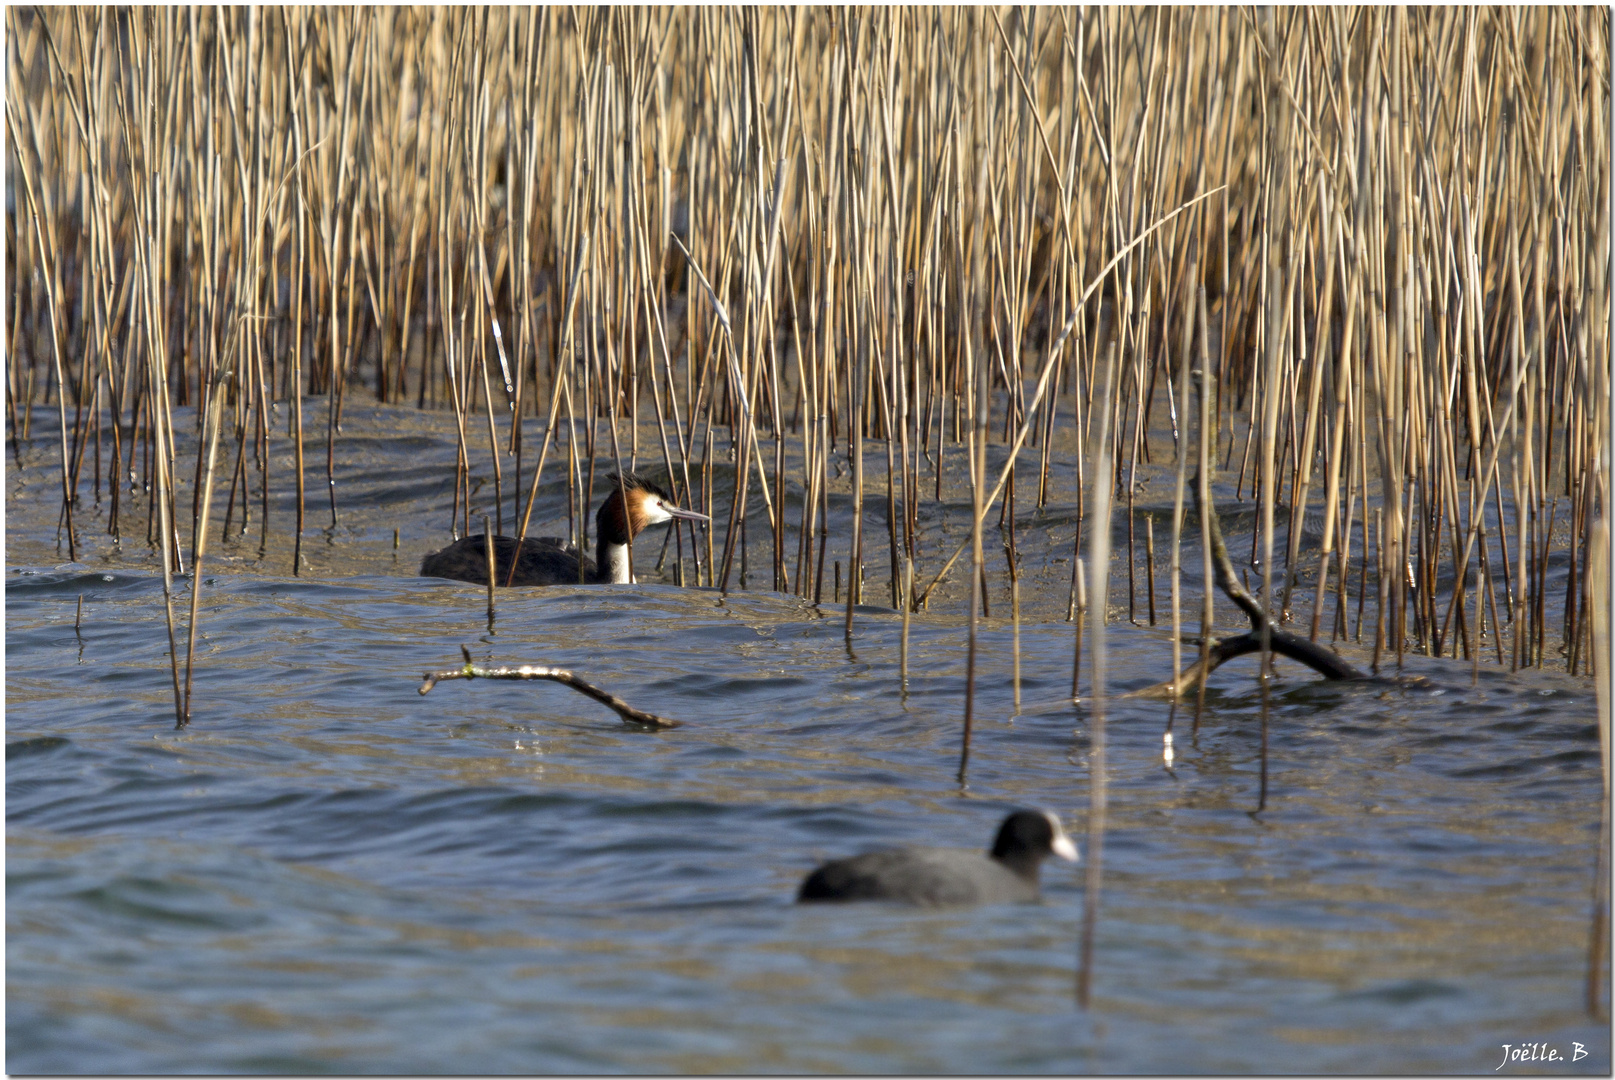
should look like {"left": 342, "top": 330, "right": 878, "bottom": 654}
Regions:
{"left": 662, "top": 505, "right": 709, "bottom": 523}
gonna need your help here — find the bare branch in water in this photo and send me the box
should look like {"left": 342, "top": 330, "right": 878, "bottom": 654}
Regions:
{"left": 1134, "top": 472, "right": 1366, "bottom": 699}
{"left": 420, "top": 646, "right": 680, "bottom": 728}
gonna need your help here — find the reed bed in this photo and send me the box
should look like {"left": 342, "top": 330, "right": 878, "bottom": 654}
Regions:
{"left": 7, "top": 8, "right": 1610, "bottom": 697}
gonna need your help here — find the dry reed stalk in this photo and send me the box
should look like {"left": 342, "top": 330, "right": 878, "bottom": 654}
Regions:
{"left": 482, "top": 519, "right": 495, "bottom": 622}
{"left": 900, "top": 554, "right": 913, "bottom": 693}
{"left": 1007, "top": 540, "right": 1022, "bottom": 713}
{"left": 958, "top": 324, "right": 988, "bottom": 784}
{"left": 1196, "top": 291, "right": 1216, "bottom": 726}
{"left": 3, "top": 8, "right": 1605, "bottom": 710}
{"left": 1591, "top": 515, "right": 1610, "bottom": 1019}
{"left": 1254, "top": 8, "right": 1295, "bottom": 811}
{"left": 5, "top": 103, "right": 76, "bottom": 562}
{"left": 1077, "top": 340, "right": 1116, "bottom": 1010}
{"left": 1165, "top": 270, "right": 1197, "bottom": 709}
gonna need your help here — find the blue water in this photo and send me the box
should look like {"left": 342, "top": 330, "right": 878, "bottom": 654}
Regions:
{"left": 6, "top": 406, "right": 1609, "bottom": 1073}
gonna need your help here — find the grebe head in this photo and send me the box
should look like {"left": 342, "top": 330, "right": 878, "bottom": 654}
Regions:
{"left": 597, "top": 472, "right": 708, "bottom": 545}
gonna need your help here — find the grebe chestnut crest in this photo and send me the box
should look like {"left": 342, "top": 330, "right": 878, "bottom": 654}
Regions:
{"left": 420, "top": 472, "right": 708, "bottom": 587}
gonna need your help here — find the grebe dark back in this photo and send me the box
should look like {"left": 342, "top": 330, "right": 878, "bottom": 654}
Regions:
{"left": 420, "top": 473, "right": 707, "bottom": 587}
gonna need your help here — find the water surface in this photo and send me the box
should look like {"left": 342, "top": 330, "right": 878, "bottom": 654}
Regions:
{"left": 7, "top": 405, "right": 1608, "bottom": 1073}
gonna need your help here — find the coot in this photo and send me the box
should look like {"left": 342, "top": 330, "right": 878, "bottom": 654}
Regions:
{"left": 797, "top": 809, "right": 1078, "bottom": 906}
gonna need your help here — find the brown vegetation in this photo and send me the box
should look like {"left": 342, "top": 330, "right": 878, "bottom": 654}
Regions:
{"left": 6, "top": 8, "right": 1609, "bottom": 705}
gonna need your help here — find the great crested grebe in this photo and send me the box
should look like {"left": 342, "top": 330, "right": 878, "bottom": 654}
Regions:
{"left": 796, "top": 809, "right": 1078, "bottom": 906}
{"left": 419, "top": 472, "right": 708, "bottom": 587}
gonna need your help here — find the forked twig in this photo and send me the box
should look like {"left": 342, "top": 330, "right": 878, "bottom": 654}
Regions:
{"left": 420, "top": 646, "right": 681, "bottom": 728}
{"left": 1133, "top": 473, "right": 1366, "bottom": 698}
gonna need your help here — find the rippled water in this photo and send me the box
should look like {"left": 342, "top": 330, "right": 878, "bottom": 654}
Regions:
{"left": 7, "top": 405, "right": 1609, "bottom": 1073}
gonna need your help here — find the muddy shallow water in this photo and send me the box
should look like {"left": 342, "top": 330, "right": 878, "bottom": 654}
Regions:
{"left": 7, "top": 403, "right": 1608, "bottom": 1073}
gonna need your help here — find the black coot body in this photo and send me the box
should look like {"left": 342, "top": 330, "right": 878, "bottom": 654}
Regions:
{"left": 797, "top": 809, "right": 1078, "bottom": 907}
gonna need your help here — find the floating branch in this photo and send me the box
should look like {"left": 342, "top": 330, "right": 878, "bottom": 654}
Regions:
{"left": 420, "top": 647, "right": 680, "bottom": 728}
{"left": 1135, "top": 476, "right": 1366, "bottom": 699}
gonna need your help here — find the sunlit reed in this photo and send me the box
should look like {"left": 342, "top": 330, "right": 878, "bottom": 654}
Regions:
{"left": 5, "top": 8, "right": 1607, "bottom": 729}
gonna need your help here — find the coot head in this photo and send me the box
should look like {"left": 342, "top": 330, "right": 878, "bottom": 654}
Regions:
{"left": 797, "top": 808, "right": 1078, "bottom": 906}
{"left": 990, "top": 808, "right": 1079, "bottom": 876}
